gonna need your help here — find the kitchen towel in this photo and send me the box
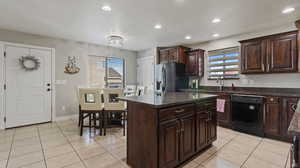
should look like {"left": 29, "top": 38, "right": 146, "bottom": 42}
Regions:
{"left": 217, "top": 99, "right": 225, "bottom": 113}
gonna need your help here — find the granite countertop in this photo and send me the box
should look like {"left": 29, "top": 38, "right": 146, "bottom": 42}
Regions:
{"left": 182, "top": 89, "right": 300, "bottom": 98}
{"left": 118, "top": 92, "right": 218, "bottom": 108}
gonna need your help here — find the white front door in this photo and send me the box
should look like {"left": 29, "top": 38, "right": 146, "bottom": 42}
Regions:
{"left": 5, "top": 45, "right": 52, "bottom": 128}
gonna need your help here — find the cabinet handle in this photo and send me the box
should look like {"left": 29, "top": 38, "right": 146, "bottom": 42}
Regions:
{"left": 181, "top": 128, "right": 184, "bottom": 132}
{"left": 270, "top": 98, "right": 274, "bottom": 102}
{"left": 176, "top": 130, "right": 181, "bottom": 134}
{"left": 292, "top": 104, "right": 298, "bottom": 112}
{"left": 175, "top": 109, "right": 185, "bottom": 113}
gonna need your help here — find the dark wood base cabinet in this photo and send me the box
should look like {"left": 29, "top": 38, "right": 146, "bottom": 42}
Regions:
{"left": 127, "top": 99, "right": 217, "bottom": 168}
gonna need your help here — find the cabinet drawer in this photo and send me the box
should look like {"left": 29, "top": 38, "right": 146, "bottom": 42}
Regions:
{"left": 265, "top": 97, "right": 280, "bottom": 103}
{"left": 159, "top": 104, "right": 194, "bottom": 121}
{"left": 195, "top": 100, "right": 216, "bottom": 112}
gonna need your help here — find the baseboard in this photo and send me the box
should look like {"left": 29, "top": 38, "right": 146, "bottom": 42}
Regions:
{"left": 54, "top": 114, "right": 78, "bottom": 121}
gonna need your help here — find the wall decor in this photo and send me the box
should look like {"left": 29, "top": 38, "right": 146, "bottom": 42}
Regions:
{"left": 64, "top": 56, "right": 80, "bottom": 74}
{"left": 19, "top": 56, "right": 40, "bottom": 71}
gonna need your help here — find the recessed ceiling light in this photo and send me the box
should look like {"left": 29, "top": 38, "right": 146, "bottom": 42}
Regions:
{"left": 282, "top": 7, "right": 295, "bottom": 14}
{"left": 102, "top": 5, "right": 111, "bottom": 11}
{"left": 154, "top": 24, "right": 162, "bottom": 29}
{"left": 212, "top": 18, "right": 221, "bottom": 23}
{"left": 213, "top": 33, "right": 220, "bottom": 37}
{"left": 185, "top": 35, "right": 191, "bottom": 40}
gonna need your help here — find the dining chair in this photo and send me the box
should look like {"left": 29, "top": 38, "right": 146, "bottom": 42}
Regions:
{"left": 103, "top": 88, "right": 127, "bottom": 136}
{"left": 124, "top": 85, "right": 136, "bottom": 97}
{"left": 78, "top": 88, "right": 103, "bottom": 136}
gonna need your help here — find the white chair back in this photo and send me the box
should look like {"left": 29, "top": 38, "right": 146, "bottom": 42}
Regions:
{"left": 136, "top": 86, "right": 147, "bottom": 96}
{"left": 103, "top": 88, "right": 125, "bottom": 111}
{"left": 79, "top": 88, "right": 103, "bottom": 111}
{"left": 124, "top": 85, "right": 136, "bottom": 97}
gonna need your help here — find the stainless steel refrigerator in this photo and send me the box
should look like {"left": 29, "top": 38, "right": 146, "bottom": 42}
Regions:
{"left": 155, "top": 62, "right": 188, "bottom": 94}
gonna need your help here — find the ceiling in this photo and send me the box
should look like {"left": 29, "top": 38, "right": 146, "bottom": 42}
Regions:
{"left": 0, "top": 0, "right": 299, "bottom": 51}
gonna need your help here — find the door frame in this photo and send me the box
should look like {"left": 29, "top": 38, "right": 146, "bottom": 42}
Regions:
{"left": 0, "top": 41, "right": 56, "bottom": 129}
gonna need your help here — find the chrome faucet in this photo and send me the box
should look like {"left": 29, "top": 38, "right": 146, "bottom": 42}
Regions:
{"left": 216, "top": 77, "right": 224, "bottom": 91}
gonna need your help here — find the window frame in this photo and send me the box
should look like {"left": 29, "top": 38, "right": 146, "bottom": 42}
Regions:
{"left": 88, "top": 55, "right": 125, "bottom": 88}
{"left": 207, "top": 47, "right": 240, "bottom": 80}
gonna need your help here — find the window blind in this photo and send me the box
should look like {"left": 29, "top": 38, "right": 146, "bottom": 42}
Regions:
{"left": 208, "top": 47, "right": 240, "bottom": 79}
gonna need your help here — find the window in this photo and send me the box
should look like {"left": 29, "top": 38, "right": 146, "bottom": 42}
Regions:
{"left": 88, "top": 56, "right": 125, "bottom": 88}
{"left": 208, "top": 47, "right": 240, "bottom": 80}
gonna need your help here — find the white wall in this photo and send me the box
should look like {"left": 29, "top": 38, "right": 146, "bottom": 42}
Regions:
{"left": 188, "top": 23, "right": 300, "bottom": 88}
{"left": 0, "top": 28, "right": 137, "bottom": 121}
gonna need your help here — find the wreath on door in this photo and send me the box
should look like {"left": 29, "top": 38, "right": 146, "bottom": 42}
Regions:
{"left": 19, "top": 56, "right": 40, "bottom": 71}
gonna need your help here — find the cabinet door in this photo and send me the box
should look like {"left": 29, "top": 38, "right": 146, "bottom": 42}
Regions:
{"left": 207, "top": 106, "right": 217, "bottom": 144}
{"left": 217, "top": 94, "right": 231, "bottom": 127}
{"left": 241, "top": 40, "right": 267, "bottom": 73}
{"left": 186, "top": 52, "right": 198, "bottom": 76}
{"left": 196, "top": 112, "right": 208, "bottom": 152}
{"left": 264, "top": 97, "right": 281, "bottom": 136}
{"left": 159, "top": 49, "right": 169, "bottom": 64}
{"left": 282, "top": 98, "right": 299, "bottom": 140}
{"left": 168, "top": 48, "right": 178, "bottom": 62}
{"left": 268, "top": 32, "right": 298, "bottom": 72}
{"left": 179, "top": 114, "right": 195, "bottom": 161}
{"left": 159, "top": 119, "right": 181, "bottom": 168}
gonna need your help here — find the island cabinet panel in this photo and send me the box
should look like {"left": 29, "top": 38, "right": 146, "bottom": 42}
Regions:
{"left": 126, "top": 97, "right": 217, "bottom": 168}
{"left": 159, "top": 119, "right": 181, "bottom": 168}
{"left": 195, "top": 112, "right": 208, "bottom": 152}
{"left": 264, "top": 97, "right": 281, "bottom": 136}
{"left": 179, "top": 113, "right": 196, "bottom": 161}
{"left": 206, "top": 103, "right": 217, "bottom": 143}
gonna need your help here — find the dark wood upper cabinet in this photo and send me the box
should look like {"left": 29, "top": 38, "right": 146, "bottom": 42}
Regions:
{"left": 240, "top": 31, "right": 298, "bottom": 74}
{"left": 186, "top": 49, "right": 205, "bottom": 77}
{"left": 268, "top": 32, "right": 298, "bottom": 72}
{"left": 241, "top": 40, "right": 267, "bottom": 73}
{"left": 264, "top": 97, "right": 281, "bottom": 136}
{"left": 157, "top": 46, "right": 190, "bottom": 64}
{"left": 159, "top": 119, "right": 181, "bottom": 168}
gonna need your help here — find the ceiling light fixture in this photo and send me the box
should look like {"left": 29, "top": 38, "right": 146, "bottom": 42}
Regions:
{"left": 185, "top": 35, "right": 191, "bottom": 40}
{"left": 102, "top": 5, "right": 112, "bottom": 11}
{"left": 212, "top": 18, "right": 221, "bottom": 23}
{"left": 213, "top": 33, "right": 220, "bottom": 37}
{"left": 282, "top": 7, "right": 295, "bottom": 14}
{"left": 154, "top": 24, "right": 162, "bottom": 29}
{"left": 107, "top": 35, "right": 124, "bottom": 47}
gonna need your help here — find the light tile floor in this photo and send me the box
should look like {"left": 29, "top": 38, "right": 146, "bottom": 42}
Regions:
{"left": 0, "top": 119, "right": 292, "bottom": 168}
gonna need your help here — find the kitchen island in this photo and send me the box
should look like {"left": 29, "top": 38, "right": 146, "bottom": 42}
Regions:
{"left": 119, "top": 92, "right": 218, "bottom": 168}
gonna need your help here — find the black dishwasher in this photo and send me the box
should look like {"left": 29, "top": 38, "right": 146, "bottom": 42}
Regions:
{"left": 231, "top": 94, "right": 264, "bottom": 137}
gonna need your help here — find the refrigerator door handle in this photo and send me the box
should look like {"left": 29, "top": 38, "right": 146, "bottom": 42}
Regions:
{"left": 162, "top": 66, "right": 167, "bottom": 93}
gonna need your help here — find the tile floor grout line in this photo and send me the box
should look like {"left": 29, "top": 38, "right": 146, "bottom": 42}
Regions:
{"left": 56, "top": 121, "right": 89, "bottom": 168}
{"left": 37, "top": 125, "right": 48, "bottom": 168}
{"left": 5, "top": 129, "right": 16, "bottom": 168}
{"left": 239, "top": 137, "right": 263, "bottom": 168}
{"left": 199, "top": 133, "right": 239, "bottom": 167}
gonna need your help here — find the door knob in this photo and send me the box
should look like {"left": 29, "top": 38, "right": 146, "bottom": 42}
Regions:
{"left": 47, "top": 83, "right": 51, "bottom": 86}
{"left": 47, "top": 88, "right": 51, "bottom": 92}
